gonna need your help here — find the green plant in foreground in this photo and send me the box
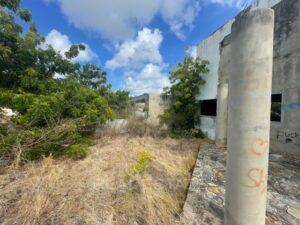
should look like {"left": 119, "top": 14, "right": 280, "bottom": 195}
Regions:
{"left": 127, "top": 149, "right": 155, "bottom": 177}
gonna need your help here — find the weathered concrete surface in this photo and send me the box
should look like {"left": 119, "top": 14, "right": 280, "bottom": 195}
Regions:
{"left": 254, "top": 0, "right": 282, "bottom": 7}
{"left": 215, "top": 35, "right": 231, "bottom": 148}
{"left": 197, "top": 0, "right": 300, "bottom": 156}
{"left": 269, "top": 0, "right": 300, "bottom": 155}
{"left": 196, "top": 116, "right": 216, "bottom": 140}
{"left": 131, "top": 93, "right": 169, "bottom": 125}
{"left": 147, "top": 94, "right": 169, "bottom": 125}
{"left": 215, "top": 82, "right": 228, "bottom": 147}
{"left": 182, "top": 142, "right": 300, "bottom": 225}
{"left": 225, "top": 7, "right": 275, "bottom": 225}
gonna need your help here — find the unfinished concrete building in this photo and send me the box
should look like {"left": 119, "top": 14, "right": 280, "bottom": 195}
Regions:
{"left": 131, "top": 93, "right": 169, "bottom": 125}
{"left": 196, "top": 0, "right": 300, "bottom": 155}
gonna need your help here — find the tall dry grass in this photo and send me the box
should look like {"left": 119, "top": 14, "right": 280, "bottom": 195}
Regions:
{"left": 0, "top": 136, "right": 201, "bottom": 225}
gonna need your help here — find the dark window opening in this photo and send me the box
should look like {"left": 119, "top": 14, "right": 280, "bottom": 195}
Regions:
{"left": 200, "top": 99, "right": 217, "bottom": 116}
{"left": 271, "top": 94, "right": 282, "bottom": 122}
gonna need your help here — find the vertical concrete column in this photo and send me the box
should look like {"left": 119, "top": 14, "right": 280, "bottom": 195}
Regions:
{"left": 216, "top": 35, "right": 231, "bottom": 148}
{"left": 225, "top": 7, "right": 274, "bottom": 225}
{"left": 215, "top": 82, "right": 229, "bottom": 147}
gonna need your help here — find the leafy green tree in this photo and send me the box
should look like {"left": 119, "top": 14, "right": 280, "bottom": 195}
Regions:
{"left": 160, "top": 55, "right": 209, "bottom": 136}
{"left": 0, "top": 0, "right": 22, "bottom": 12}
{"left": 0, "top": 0, "right": 124, "bottom": 162}
{"left": 0, "top": 0, "right": 82, "bottom": 89}
{"left": 75, "top": 64, "right": 107, "bottom": 90}
{"left": 65, "top": 44, "right": 85, "bottom": 59}
{"left": 105, "top": 90, "right": 131, "bottom": 118}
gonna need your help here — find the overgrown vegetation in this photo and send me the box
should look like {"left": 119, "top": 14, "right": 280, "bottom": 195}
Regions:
{"left": 0, "top": 0, "right": 130, "bottom": 163}
{"left": 0, "top": 136, "right": 201, "bottom": 225}
{"left": 160, "top": 54, "right": 209, "bottom": 137}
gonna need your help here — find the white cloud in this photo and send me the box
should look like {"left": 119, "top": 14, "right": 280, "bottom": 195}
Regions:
{"left": 106, "top": 28, "right": 169, "bottom": 95}
{"left": 207, "top": 0, "right": 253, "bottom": 8}
{"left": 159, "top": 0, "right": 200, "bottom": 39}
{"left": 43, "top": 0, "right": 201, "bottom": 42}
{"left": 41, "top": 29, "right": 97, "bottom": 63}
{"left": 124, "top": 64, "right": 170, "bottom": 96}
{"left": 105, "top": 28, "right": 163, "bottom": 70}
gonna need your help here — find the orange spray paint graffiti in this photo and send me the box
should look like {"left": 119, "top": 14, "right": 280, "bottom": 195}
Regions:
{"left": 251, "top": 139, "right": 268, "bottom": 156}
{"left": 245, "top": 168, "right": 267, "bottom": 194}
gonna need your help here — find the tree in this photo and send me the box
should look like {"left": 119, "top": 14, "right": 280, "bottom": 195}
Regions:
{"left": 0, "top": 0, "right": 84, "bottom": 89}
{"left": 160, "top": 54, "right": 209, "bottom": 136}
{"left": 75, "top": 64, "right": 107, "bottom": 91}
{"left": 0, "top": 0, "right": 119, "bottom": 161}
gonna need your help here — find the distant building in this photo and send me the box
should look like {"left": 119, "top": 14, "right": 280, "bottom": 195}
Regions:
{"left": 131, "top": 93, "right": 170, "bottom": 125}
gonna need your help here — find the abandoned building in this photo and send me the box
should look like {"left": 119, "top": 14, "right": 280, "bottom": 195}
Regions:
{"left": 131, "top": 93, "right": 169, "bottom": 125}
{"left": 196, "top": 0, "right": 300, "bottom": 155}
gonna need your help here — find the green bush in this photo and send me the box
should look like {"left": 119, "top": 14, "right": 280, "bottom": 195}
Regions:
{"left": 0, "top": 84, "right": 114, "bottom": 163}
{"left": 0, "top": 124, "right": 8, "bottom": 136}
{"left": 66, "top": 144, "right": 89, "bottom": 159}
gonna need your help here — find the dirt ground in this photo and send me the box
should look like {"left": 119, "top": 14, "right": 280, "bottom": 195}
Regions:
{"left": 0, "top": 136, "right": 202, "bottom": 225}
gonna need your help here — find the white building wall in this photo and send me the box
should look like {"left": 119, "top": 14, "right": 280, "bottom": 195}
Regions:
{"left": 196, "top": 20, "right": 233, "bottom": 100}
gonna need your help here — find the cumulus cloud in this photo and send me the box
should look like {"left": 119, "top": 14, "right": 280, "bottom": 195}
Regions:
{"left": 41, "top": 29, "right": 97, "bottom": 63}
{"left": 106, "top": 28, "right": 169, "bottom": 95}
{"left": 105, "top": 28, "right": 163, "bottom": 70}
{"left": 43, "top": 0, "right": 201, "bottom": 42}
{"left": 159, "top": 0, "right": 200, "bottom": 39}
{"left": 123, "top": 64, "right": 170, "bottom": 96}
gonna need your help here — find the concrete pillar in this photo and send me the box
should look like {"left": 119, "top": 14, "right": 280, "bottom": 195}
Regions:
{"left": 215, "top": 82, "right": 228, "bottom": 147}
{"left": 225, "top": 7, "right": 274, "bottom": 225}
{"left": 216, "top": 35, "right": 231, "bottom": 148}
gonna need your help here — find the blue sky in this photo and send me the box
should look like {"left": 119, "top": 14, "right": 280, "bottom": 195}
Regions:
{"left": 21, "top": 0, "right": 250, "bottom": 95}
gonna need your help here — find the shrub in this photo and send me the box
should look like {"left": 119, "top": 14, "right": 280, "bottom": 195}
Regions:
{"left": 0, "top": 120, "right": 88, "bottom": 162}
{"left": 0, "top": 85, "right": 113, "bottom": 163}
{"left": 66, "top": 143, "right": 89, "bottom": 159}
{"left": 127, "top": 149, "right": 155, "bottom": 177}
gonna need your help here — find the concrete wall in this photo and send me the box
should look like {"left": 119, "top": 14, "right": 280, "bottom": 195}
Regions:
{"left": 269, "top": 0, "right": 300, "bottom": 155}
{"left": 131, "top": 93, "right": 169, "bottom": 125}
{"left": 148, "top": 94, "right": 169, "bottom": 125}
{"left": 196, "top": 116, "right": 216, "bottom": 139}
{"left": 131, "top": 94, "right": 148, "bottom": 118}
{"left": 197, "top": 0, "right": 300, "bottom": 155}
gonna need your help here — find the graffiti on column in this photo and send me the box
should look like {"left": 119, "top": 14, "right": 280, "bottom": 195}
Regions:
{"left": 244, "top": 138, "right": 268, "bottom": 193}
{"left": 251, "top": 138, "right": 268, "bottom": 156}
{"left": 245, "top": 167, "right": 267, "bottom": 194}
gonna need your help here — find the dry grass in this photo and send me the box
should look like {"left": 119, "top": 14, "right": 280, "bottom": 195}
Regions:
{"left": 0, "top": 135, "right": 201, "bottom": 225}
